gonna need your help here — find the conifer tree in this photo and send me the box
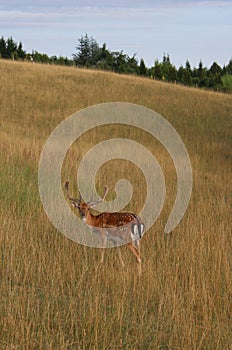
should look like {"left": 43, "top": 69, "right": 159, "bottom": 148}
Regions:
{"left": 0, "top": 36, "right": 6, "bottom": 58}
{"left": 139, "top": 58, "right": 147, "bottom": 76}
{"left": 6, "top": 37, "right": 17, "bottom": 59}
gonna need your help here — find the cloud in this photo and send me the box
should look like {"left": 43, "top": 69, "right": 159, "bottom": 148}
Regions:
{"left": 0, "top": 0, "right": 231, "bottom": 67}
{"left": 0, "top": 6, "right": 164, "bottom": 29}
{"left": 1, "top": 0, "right": 232, "bottom": 12}
{"left": 1, "top": 0, "right": 230, "bottom": 30}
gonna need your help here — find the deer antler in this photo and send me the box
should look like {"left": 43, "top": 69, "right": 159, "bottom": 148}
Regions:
{"left": 88, "top": 185, "right": 109, "bottom": 207}
{"left": 64, "top": 181, "right": 81, "bottom": 204}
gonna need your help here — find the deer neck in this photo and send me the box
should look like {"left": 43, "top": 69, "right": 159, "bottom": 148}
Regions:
{"left": 86, "top": 210, "right": 102, "bottom": 227}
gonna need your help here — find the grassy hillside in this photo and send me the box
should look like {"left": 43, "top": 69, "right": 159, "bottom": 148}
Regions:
{"left": 0, "top": 60, "right": 231, "bottom": 349}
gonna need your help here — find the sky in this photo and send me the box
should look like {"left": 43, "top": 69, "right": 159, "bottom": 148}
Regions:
{"left": 0, "top": 0, "right": 231, "bottom": 68}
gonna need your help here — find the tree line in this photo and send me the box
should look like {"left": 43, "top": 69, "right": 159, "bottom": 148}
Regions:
{"left": 1, "top": 35, "right": 232, "bottom": 92}
{"left": 73, "top": 34, "right": 232, "bottom": 92}
{"left": 0, "top": 36, "right": 73, "bottom": 66}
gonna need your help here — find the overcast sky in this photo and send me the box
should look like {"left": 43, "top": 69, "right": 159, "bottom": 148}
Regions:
{"left": 0, "top": 0, "right": 231, "bottom": 68}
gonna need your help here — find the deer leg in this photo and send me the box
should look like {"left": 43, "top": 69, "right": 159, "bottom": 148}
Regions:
{"left": 118, "top": 247, "right": 125, "bottom": 267}
{"left": 127, "top": 242, "right": 142, "bottom": 275}
{"left": 134, "top": 240, "right": 142, "bottom": 275}
{"left": 100, "top": 230, "right": 107, "bottom": 264}
{"left": 133, "top": 239, "right": 140, "bottom": 254}
{"left": 127, "top": 242, "right": 141, "bottom": 264}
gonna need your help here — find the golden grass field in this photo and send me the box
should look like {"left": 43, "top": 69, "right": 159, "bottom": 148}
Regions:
{"left": 0, "top": 60, "right": 231, "bottom": 349}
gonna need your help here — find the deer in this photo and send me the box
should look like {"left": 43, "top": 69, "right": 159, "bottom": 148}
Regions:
{"left": 64, "top": 181, "right": 145, "bottom": 273}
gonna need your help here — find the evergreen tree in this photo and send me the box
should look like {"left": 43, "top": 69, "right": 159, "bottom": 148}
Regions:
{"left": 111, "top": 51, "right": 127, "bottom": 73}
{"left": 182, "top": 69, "right": 192, "bottom": 86}
{"left": 139, "top": 58, "right": 147, "bottom": 76}
{"left": 6, "top": 37, "right": 17, "bottom": 59}
{"left": 100, "top": 43, "right": 108, "bottom": 60}
{"left": 161, "top": 54, "right": 176, "bottom": 81}
{"left": 197, "top": 60, "right": 207, "bottom": 87}
{"left": 162, "top": 53, "right": 170, "bottom": 64}
{"left": 153, "top": 60, "right": 162, "bottom": 80}
{"left": 192, "top": 67, "right": 200, "bottom": 87}
{"left": 95, "top": 43, "right": 112, "bottom": 70}
{"left": 224, "top": 59, "right": 232, "bottom": 75}
{"left": 178, "top": 61, "right": 192, "bottom": 85}
{"left": 17, "top": 41, "right": 26, "bottom": 59}
{"left": 0, "top": 36, "right": 6, "bottom": 58}
{"left": 206, "top": 62, "right": 222, "bottom": 89}
{"left": 73, "top": 34, "right": 100, "bottom": 67}
{"left": 209, "top": 62, "right": 222, "bottom": 75}
{"left": 177, "top": 65, "right": 184, "bottom": 82}
{"left": 168, "top": 65, "right": 177, "bottom": 82}
{"left": 185, "top": 60, "right": 191, "bottom": 72}
{"left": 126, "top": 54, "right": 139, "bottom": 75}
{"left": 89, "top": 37, "right": 101, "bottom": 65}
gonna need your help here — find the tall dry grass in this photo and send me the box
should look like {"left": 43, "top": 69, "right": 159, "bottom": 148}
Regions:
{"left": 0, "top": 60, "right": 231, "bottom": 349}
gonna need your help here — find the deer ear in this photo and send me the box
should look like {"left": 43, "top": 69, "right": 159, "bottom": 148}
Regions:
{"left": 71, "top": 203, "right": 76, "bottom": 208}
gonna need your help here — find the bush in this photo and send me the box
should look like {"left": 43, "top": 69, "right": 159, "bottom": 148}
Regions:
{"left": 222, "top": 75, "right": 232, "bottom": 93}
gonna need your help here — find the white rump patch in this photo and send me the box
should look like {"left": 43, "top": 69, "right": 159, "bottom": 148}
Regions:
{"left": 131, "top": 224, "right": 140, "bottom": 241}
{"left": 133, "top": 225, "right": 139, "bottom": 236}
{"left": 140, "top": 224, "right": 145, "bottom": 236}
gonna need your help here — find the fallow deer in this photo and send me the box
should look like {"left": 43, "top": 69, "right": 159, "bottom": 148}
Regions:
{"left": 64, "top": 181, "right": 145, "bottom": 273}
